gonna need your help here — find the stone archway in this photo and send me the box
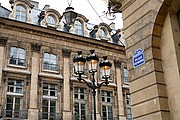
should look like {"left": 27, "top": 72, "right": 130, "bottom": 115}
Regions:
{"left": 153, "top": 0, "right": 180, "bottom": 120}
{"left": 120, "top": 0, "right": 177, "bottom": 120}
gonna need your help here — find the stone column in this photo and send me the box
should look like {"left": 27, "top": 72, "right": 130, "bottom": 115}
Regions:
{"left": 62, "top": 48, "right": 72, "bottom": 120}
{"left": 28, "top": 43, "right": 41, "bottom": 120}
{"left": 0, "top": 38, "right": 7, "bottom": 112}
{"left": 114, "top": 60, "right": 126, "bottom": 120}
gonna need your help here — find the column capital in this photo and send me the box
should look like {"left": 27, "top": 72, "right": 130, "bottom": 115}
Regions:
{"left": 0, "top": 37, "right": 8, "bottom": 46}
{"left": 114, "top": 60, "right": 121, "bottom": 68}
{"left": 62, "top": 48, "right": 71, "bottom": 58}
{"left": 31, "top": 43, "right": 41, "bottom": 53}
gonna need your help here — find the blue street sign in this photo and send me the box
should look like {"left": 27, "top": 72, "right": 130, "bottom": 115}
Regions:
{"left": 133, "top": 48, "right": 145, "bottom": 68}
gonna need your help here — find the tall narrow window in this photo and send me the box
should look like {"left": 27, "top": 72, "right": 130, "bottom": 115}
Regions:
{"left": 124, "top": 67, "right": 129, "bottom": 83}
{"left": 75, "top": 20, "right": 83, "bottom": 36}
{"left": 125, "top": 94, "right": 132, "bottom": 120}
{"left": 73, "top": 88, "right": 86, "bottom": 120}
{"left": 43, "top": 53, "right": 58, "bottom": 71}
{"left": 16, "top": 5, "right": 26, "bottom": 22}
{"left": 6, "top": 80, "right": 24, "bottom": 118}
{"left": 101, "top": 91, "right": 113, "bottom": 120}
{"left": 47, "top": 15, "right": 56, "bottom": 25}
{"left": 10, "top": 47, "right": 26, "bottom": 66}
{"left": 42, "top": 83, "right": 57, "bottom": 120}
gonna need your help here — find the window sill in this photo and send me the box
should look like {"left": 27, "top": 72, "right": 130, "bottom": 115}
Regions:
{"left": 3, "top": 67, "right": 30, "bottom": 75}
{"left": 42, "top": 69, "right": 59, "bottom": 74}
{"left": 43, "top": 95, "right": 57, "bottom": 100}
{"left": 7, "top": 92, "right": 23, "bottom": 96}
{"left": 39, "top": 72, "right": 63, "bottom": 79}
{"left": 8, "top": 64, "right": 26, "bottom": 69}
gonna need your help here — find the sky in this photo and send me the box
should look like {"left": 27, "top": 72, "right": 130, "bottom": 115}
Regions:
{"left": 0, "top": 0, "right": 123, "bottom": 29}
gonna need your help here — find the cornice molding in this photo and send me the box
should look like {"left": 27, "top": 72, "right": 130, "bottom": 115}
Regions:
{"left": 0, "top": 17, "right": 125, "bottom": 54}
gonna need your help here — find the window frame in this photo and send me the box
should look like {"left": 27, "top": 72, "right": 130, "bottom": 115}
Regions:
{"left": 15, "top": 5, "right": 27, "bottom": 22}
{"left": 9, "top": 47, "right": 26, "bottom": 67}
{"left": 42, "top": 83, "right": 57, "bottom": 99}
{"left": 42, "top": 99, "right": 57, "bottom": 120}
{"left": 43, "top": 52, "right": 58, "bottom": 72}
{"left": 125, "top": 93, "right": 132, "bottom": 120}
{"left": 73, "top": 87, "right": 87, "bottom": 120}
{"left": 74, "top": 20, "right": 84, "bottom": 36}
{"left": 101, "top": 91, "right": 113, "bottom": 120}
{"left": 42, "top": 83, "right": 58, "bottom": 120}
{"left": 5, "top": 80, "right": 24, "bottom": 119}
{"left": 123, "top": 67, "right": 129, "bottom": 83}
{"left": 47, "top": 14, "right": 56, "bottom": 25}
{"left": 99, "top": 28, "right": 108, "bottom": 40}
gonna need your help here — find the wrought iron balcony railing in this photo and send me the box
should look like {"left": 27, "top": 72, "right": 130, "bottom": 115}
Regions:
{"left": 43, "top": 63, "right": 58, "bottom": 71}
{"left": 1, "top": 109, "right": 28, "bottom": 119}
{"left": 39, "top": 112, "right": 62, "bottom": 120}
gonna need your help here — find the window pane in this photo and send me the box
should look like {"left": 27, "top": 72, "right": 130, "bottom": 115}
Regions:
{"left": 50, "top": 91, "right": 56, "bottom": 96}
{"left": 47, "top": 15, "right": 56, "bottom": 25}
{"left": 16, "top": 5, "right": 26, "bottom": 22}
{"left": 50, "top": 101, "right": 56, "bottom": 113}
{"left": 75, "top": 20, "right": 83, "bottom": 36}
{"left": 10, "top": 47, "right": 25, "bottom": 66}
{"left": 44, "top": 53, "right": 50, "bottom": 59}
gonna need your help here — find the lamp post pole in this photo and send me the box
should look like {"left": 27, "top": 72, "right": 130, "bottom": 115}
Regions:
{"left": 92, "top": 71, "right": 97, "bottom": 120}
{"left": 73, "top": 50, "right": 112, "bottom": 120}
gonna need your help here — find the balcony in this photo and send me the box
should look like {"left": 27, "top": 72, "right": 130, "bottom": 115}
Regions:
{"left": 39, "top": 112, "right": 62, "bottom": 120}
{"left": 43, "top": 63, "right": 58, "bottom": 71}
{"left": 1, "top": 109, "right": 28, "bottom": 119}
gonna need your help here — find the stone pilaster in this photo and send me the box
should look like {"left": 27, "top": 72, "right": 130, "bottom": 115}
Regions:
{"left": 62, "top": 48, "right": 72, "bottom": 120}
{"left": 114, "top": 60, "right": 126, "bottom": 120}
{"left": 0, "top": 37, "right": 7, "bottom": 113}
{"left": 0, "top": 37, "right": 7, "bottom": 85}
{"left": 28, "top": 44, "right": 41, "bottom": 120}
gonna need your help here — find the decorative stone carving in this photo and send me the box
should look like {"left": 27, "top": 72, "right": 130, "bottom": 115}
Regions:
{"left": 31, "top": 43, "right": 41, "bottom": 53}
{"left": 0, "top": 37, "right": 8, "bottom": 46}
{"left": 114, "top": 60, "right": 121, "bottom": 68}
{"left": 62, "top": 48, "right": 71, "bottom": 58}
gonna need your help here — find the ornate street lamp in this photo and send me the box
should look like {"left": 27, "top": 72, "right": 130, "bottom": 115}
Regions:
{"left": 73, "top": 50, "right": 112, "bottom": 120}
{"left": 63, "top": 7, "right": 77, "bottom": 27}
{"left": 63, "top": 0, "right": 78, "bottom": 31}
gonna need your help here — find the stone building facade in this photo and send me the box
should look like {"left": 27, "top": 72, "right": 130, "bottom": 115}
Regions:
{"left": 0, "top": 0, "right": 131, "bottom": 120}
{"left": 114, "top": 0, "right": 180, "bottom": 120}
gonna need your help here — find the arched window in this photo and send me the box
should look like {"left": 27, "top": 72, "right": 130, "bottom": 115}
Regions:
{"left": 74, "top": 20, "right": 83, "bottom": 36}
{"left": 16, "top": 5, "right": 27, "bottom": 22}
{"left": 99, "top": 28, "right": 107, "bottom": 39}
{"left": 47, "top": 15, "right": 56, "bottom": 25}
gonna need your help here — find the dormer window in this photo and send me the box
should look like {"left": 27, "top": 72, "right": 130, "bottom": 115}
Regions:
{"left": 16, "top": 5, "right": 27, "bottom": 22}
{"left": 75, "top": 20, "right": 83, "bottom": 36}
{"left": 99, "top": 28, "right": 107, "bottom": 39}
{"left": 47, "top": 15, "right": 56, "bottom": 25}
